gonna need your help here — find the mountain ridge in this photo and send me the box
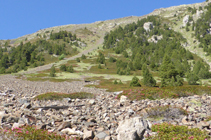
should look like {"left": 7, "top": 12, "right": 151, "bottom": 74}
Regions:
{"left": 2, "top": 1, "right": 209, "bottom": 46}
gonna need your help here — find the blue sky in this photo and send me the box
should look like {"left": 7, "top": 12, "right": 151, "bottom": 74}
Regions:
{"left": 0, "top": 0, "right": 205, "bottom": 40}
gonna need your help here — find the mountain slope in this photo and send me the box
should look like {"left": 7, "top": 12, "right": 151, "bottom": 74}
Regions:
{"left": 1, "top": 1, "right": 211, "bottom": 81}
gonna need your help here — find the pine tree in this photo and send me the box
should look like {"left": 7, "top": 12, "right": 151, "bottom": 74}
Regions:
{"left": 142, "top": 64, "right": 156, "bottom": 87}
{"left": 130, "top": 76, "right": 141, "bottom": 87}
{"left": 67, "top": 65, "right": 74, "bottom": 73}
{"left": 50, "top": 65, "right": 56, "bottom": 77}
{"left": 187, "top": 72, "right": 199, "bottom": 85}
{"left": 97, "top": 52, "right": 105, "bottom": 64}
{"left": 159, "top": 54, "right": 182, "bottom": 87}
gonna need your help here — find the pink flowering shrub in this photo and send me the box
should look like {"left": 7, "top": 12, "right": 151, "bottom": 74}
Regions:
{"left": 0, "top": 125, "right": 80, "bottom": 140}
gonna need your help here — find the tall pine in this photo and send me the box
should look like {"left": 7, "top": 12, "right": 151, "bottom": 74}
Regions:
{"left": 50, "top": 65, "right": 56, "bottom": 77}
{"left": 142, "top": 64, "right": 156, "bottom": 87}
{"left": 159, "top": 54, "right": 183, "bottom": 87}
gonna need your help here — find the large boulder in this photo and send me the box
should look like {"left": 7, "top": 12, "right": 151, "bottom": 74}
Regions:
{"left": 143, "top": 22, "right": 153, "bottom": 32}
{"left": 116, "top": 117, "right": 151, "bottom": 140}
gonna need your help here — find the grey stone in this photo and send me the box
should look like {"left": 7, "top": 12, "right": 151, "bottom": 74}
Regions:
{"left": 83, "top": 129, "right": 94, "bottom": 139}
{"left": 96, "top": 131, "right": 108, "bottom": 139}
{"left": 57, "top": 121, "right": 71, "bottom": 131}
{"left": 18, "top": 98, "right": 30, "bottom": 105}
{"left": 116, "top": 117, "right": 148, "bottom": 140}
{"left": 89, "top": 99, "right": 95, "bottom": 105}
{"left": 104, "top": 136, "right": 112, "bottom": 140}
{"left": 21, "top": 103, "right": 32, "bottom": 109}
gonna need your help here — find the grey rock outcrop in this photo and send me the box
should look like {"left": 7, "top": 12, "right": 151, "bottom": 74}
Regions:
{"left": 116, "top": 117, "right": 151, "bottom": 140}
{"left": 183, "top": 15, "right": 190, "bottom": 26}
{"left": 148, "top": 35, "right": 163, "bottom": 43}
{"left": 143, "top": 22, "right": 153, "bottom": 31}
{"left": 196, "top": 10, "right": 204, "bottom": 18}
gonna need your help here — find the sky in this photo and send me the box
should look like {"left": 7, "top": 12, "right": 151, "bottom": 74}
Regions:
{"left": 0, "top": 0, "right": 205, "bottom": 40}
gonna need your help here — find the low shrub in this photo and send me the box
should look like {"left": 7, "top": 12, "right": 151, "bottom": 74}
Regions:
{"left": 146, "top": 123, "right": 210, "bottom": 140}
{"left": 81, "top": 54, "right": 86, "bottom": 59}
{"left": 76, "top": 58, "right": 80, "bottom": 62}
{"left": 59, "top": 54, "right": 65, "bottom": 60}
{"left": 205, "top": 116, "right": 211, "bottom": 122}
{"left": 60, "top": 64, "right": 67, "bottom": 71}
{"left": 119, "top": 85, "right": 211, "bottom": 100}
{"left": 113, "top": 79, "right": 118, "bottom": 84}
{"left": 109, "top": 57, "right": 117, "bottom": 63}
{"left": 34, "top": 92, "right": 94, "bottom": 100}
{"left": 67, "top": 65, "right": 74, "bottom": 73}
{"left": 0, "top": 125, "right": 80, "bottom": 140}
{"left": 146, "top": 105, "right": 188, "bottom": 119}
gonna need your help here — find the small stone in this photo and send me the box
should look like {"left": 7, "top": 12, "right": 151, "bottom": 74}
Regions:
{"left": 61, "top": 128, "right": 83, "bottom": 136}
{"left": 4, "top": 103, "right": 14, "bottom": 107}
{"left": 202, "top": 95, "right": 207, "bottom": 100}
{"left": 89, "top": 99, "right": 95, "bottom": 105}
{"left": 87, "top": 118, "right": 97, "bottom": 123}
{"left": 12, "top": 123, "right": 24, "bottom": 129}
{"left": 96, "top": 131, "right": 108, "bottom": 139}
{"left": 83, "top": 129, "right": 94, "bottom": 139}
{"left": 120, "top": 95, "right": 128, "bottom": 103}
{"left": 63, "top": 98, "right": 71, "bottom": 103}
{"left": 57, "top": 121, "right": 71, "bottom": 131}
{"left": 36, "top": 124, "right": 47, "bottom": 130}
{"left": 21, "top": 103, "right": 32, "bottom": 109}
{"left": 96, "top": 127, "right": 104, "bottom": 132}
{"left": 18, "top": 98, "right": 30, "bottom": 105}
{"left": 105, "top": 136, "right": 112, "bottom": 140}
{"left": 0, "top": 111, "right": 5, "bottom": 124}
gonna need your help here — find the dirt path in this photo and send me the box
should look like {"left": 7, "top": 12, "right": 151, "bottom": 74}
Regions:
{"left": 20, "top": 36, "right": 104, "bottom": 74}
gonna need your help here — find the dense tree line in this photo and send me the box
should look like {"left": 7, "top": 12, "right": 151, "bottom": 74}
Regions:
{"left": 195, "top": 3, "right": 211, "bottom": 55}
{"left": 103, "top": 15, "right": 210, "bottom": 86}
{"left": 50, "top": 30, "right": 77, "bottom": 41}
{"left": 0, "top": 31, "right": 79, "bottom": 74}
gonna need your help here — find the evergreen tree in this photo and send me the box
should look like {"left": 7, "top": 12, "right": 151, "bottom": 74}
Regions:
{"left": 50, "top": 65, "right": 56, "bottom": 77}
{"left": 130, "top": 76, "right": 141, "bottom": 87}
{"left": 142, "top": 64, "right": 156, "bottom": 87}
{"left": 67, "top": 65, "right": 74, "bottom": 73}
{"left": 133, "top": 53, "right": 142, "bottom": 70}
{"left": 126, "top": 65, "right": 131, "bottom": 75}
{"left": 97, "top": 52, "right": 105, "bottom": 64}
{"left": 159, "top": 54, "right": 183, "bottom": 87}
{"left": 81, "top": 54, "right": 86, "bottom": 59}
{"left": 187, "top": 72, "right": 199, "bottom": 85}
{"left": 113, "top": 79, "right": 118, "bottom": 84}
